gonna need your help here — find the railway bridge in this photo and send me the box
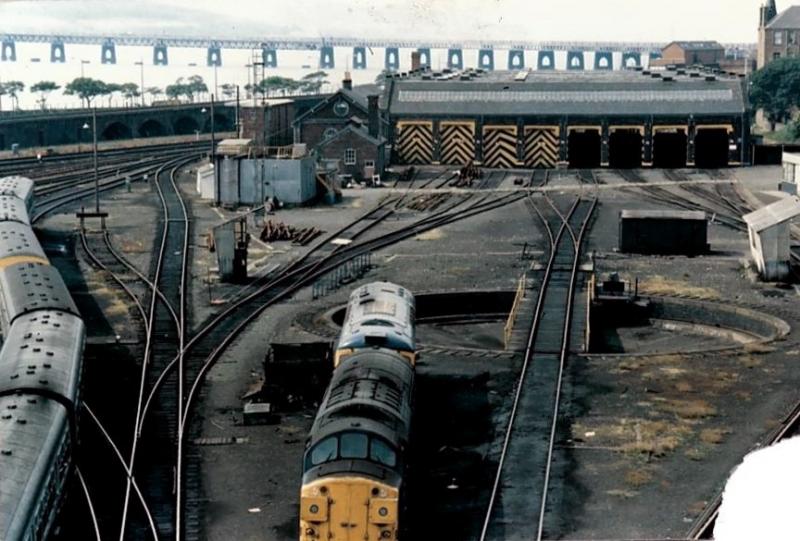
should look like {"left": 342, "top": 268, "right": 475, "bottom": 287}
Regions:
{"left": 0, "top": 32, "right": 755, "bottom": 71}
{"left": 0, "top": 102, "right": 236, "bottom": 150}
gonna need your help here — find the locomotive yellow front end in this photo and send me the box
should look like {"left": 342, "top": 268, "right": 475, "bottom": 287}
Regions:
{"left": 300, "top": 478, "right": 399, "bottom": 540}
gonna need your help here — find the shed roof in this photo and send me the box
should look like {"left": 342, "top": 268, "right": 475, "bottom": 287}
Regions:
{"left": 743, "top": 196, "right": 800, "bottom": 233}
{"left": 665, "top": 41, "right": 725, "bottom": 51}
{"left": 767, "top": 6, "right": 800, "bottom": 29}
{"left": 388, "top": 70, "right": 746, "bottom": 117}
{"left": 621, "top": 209, "right": 707, "bottom": 221}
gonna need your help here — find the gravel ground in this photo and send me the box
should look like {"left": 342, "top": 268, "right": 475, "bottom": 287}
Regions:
{"left": 40, "top": 163, "right": 800, "bottom": 541}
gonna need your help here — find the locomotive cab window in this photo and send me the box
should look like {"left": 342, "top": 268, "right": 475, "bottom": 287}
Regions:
{"left": 340, "top": 432, "right": 369, "bottom": 459}
{"left": 370, "top": 438, "right": 397, "bottom": 467}
{"left": 309, "top": 437, "right": 338, "bottom": 466}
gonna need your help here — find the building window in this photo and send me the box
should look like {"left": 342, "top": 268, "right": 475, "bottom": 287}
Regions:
{"left": 774, "top": 31, "right": 783, "bottom": 45}
{"left": 364, "top": 160, "right": 375, "bottom": 168}
{"left": 333, "top": 100, "right": 350, "bottom": 117}
{"left": 790, "top": 31, "right": 797, "bottom": 45}
{"left": 345, "top": 148, "right": 356, "bottom": 165}
{"left": 774, "top": 52, "right": 782, "bottom": 60}
{"left": 323, "top": 127, "right": 338, "bottom": 140}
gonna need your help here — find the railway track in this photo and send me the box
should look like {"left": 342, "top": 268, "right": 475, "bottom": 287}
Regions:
{"left": 480, "top": 177, "right": 598, "bottom": 540}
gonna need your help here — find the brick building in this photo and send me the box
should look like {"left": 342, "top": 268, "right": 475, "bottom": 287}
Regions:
{"left": 293, "top": 74, "right": 387, "bottom": 181}
{"left": 758, "top": 0, "right": 800, "bottom": 68}
{"left": 654, "top": 41, "right": 726, "bottom": 67}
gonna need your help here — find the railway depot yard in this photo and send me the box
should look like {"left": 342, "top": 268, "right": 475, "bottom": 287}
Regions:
{"left": 20, "top": 156, "right": 800, "bottom": 540}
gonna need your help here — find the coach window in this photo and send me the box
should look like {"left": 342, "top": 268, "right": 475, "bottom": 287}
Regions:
{"left": 310, "top": 437, "right": 338, "bottom": 466}
{"left": 340, "top": 432, "right": 369, "bottom": 459}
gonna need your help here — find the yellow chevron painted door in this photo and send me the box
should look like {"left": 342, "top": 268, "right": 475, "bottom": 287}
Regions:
{"left": 396, "top": 121, "right": 434, "bottom": 165}
{"left": 524, "top": 126, "right": 560, "bottom": 169}
{"left": 483, "top": 126, "right": 519, "bottom": 168}
{"left": 439, "top": 121, "right": 475, "bottom": 165}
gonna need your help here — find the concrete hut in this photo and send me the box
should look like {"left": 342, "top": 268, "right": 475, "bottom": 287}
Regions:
{"left": 743, "top": 195, "right": 800, "bottom": 281}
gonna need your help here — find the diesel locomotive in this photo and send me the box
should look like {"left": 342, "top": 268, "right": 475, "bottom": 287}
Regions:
{"left": 300, "top": 281, "right": 416, "bottom": 540}
{"left": 0, "top": 176, "right": 86, "bottom": 540}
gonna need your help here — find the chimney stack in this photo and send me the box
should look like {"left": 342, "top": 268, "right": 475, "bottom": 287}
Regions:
{"left": 368, "top": 95, "right": 379, "bottom": 139}
{"left": 411, "top": 51, "right": 421, "bottom": 72}
{"left": 342, "top": 71, "right": 353, "bottom": 91}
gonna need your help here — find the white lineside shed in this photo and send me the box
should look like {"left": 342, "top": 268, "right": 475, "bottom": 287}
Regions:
{"left": 196, "top": 163, "right": 215, "bottom": 200}
{"left": 742, "top": 195, "right": 800, "bottom": 281}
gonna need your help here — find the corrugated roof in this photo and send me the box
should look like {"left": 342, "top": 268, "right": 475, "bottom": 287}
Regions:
{"left": 767, "top": 6, "right": 800, "bottom": 29}
{"left": 621, "top": 209, "right": 707, "bottom": 221}
{"left": 743, "top": 196, "right": 800, "bottom": 232}
{"left": 667, "top": 41, "right": 725, "bottom": 51}
{"left": 389, "top": 71, "right": 745, "bottom": 117}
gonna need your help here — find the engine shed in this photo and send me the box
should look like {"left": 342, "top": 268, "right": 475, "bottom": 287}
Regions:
{"left": 384, "top": 68, "right": 749, "bottom": 169}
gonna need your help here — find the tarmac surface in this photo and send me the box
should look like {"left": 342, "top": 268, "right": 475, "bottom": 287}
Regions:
{"left": 38, "top": 162, "right": 800, "bottom": 540}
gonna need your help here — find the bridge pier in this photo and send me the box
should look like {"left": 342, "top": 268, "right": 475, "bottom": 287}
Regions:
{"left": 508, "top": 49, "right": 525, "bottom": 70}
{"left": 2, "top": 40, "right": 16, "bottom": 62}
{"left": 594, "top": 52, "right": 613, "bottom": 70}
{"left": 319, "top": 46, "right": 335, "bottom": 69}
{"left": 478, "top": 49, "right": 494, "bottom": 70}
{"left": 50, "top": 41, "right": 65, "bottom": 63}
{"left": 567, "top": 51, "right": 585, "bottom": 70}
{"left": 353, "top": 47, "right": 367, "bottom": 69}
{"left": 385, "top": 47, "right": 399, "bottom": 71}
{"left": 538, "top": 50, "right": 555, "bottom": 70}
{"left": 262, "top": 48, "right": 277, "bottom": 68}
{"left": 447, "top": 48, "right": 463, "bottom": 70}
{"left": 154, "top": 43, "right": 168, "bottom": 66}
{"left": 417, "top": 48, "right": 431, "bottom": 68}
{"left": 622, "top": 52, "right": 641, "bottom": 69}
{"left": 101, "top": 41, "right": 116, "bottom": 65}
{"left": 207, "top": 45, "right": 222, "bottom": 67}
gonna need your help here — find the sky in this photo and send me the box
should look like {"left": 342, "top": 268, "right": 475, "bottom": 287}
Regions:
{"left": 0, "top": 0, "right": 770, "bottom": 43}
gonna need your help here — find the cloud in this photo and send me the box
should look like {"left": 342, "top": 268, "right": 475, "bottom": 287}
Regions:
{"left": 0, "top": 0, "right": 764, "bottom": 42}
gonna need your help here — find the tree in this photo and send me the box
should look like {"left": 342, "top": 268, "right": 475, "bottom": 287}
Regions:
{"left": 145, "top": 86, "right": 163, "bottom": 104}
{"left": 119, "top": 82, "right": 141, "bottom": 106}
{"left": 300, "top": 71, "right": 328, "bottom": 94}
{"left": 750, "top": 58, "right": 800, "bottom": 131}
{"left": 220, "top": 83, "right": 236, "bottom": 99}
{"left": 186, "top": 75, "right": 208, "bottom": 101}
{"left": 100, "top": 82, "right": 122, "bottom": 107}
{"left": 30, "top": 81, "right": 60, "bottom": 110}
{"left": 1, "top": 81, "right": 25, "bottom": 110}
{"left": 165, "top": 78, "right": 186, "bottom": 101}
{"left": 64, "top": 77, "right": 108, "bottom": 107}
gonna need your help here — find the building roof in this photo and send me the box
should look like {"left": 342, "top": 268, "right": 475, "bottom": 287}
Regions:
{"left": 665, "top": 41, "right": 725, "bottom": 51}
{"left": 388, "top": 70, "right": 746, "bottom": 118}
{"left": 743, "top": 196, "right": 800, "bottom": 233}
{"left": 767, "top": 6, "right": 800, "bottom": 29}
{"left": 621, "top": 209, "right": 707, "bottom": 221}
{"left": 315, "top": 124, "right": 386, "bottom": 150}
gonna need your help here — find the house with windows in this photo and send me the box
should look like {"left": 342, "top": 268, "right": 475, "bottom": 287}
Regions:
{"left": 758, "top": 1, "right": 800, "bottom": 68}
{"left": 293, "top": 73, "right": 387, "bottom": 182}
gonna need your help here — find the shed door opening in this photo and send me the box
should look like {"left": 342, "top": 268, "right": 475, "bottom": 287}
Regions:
{"left": 653, "top": 131, "right": 687, "bottom": 168}
{"left": 609, "top": 130, "right": 643, "bottom": 169}
{"left": 694, "top": 128, "right": 729, "bottom": 168}
{"left": 568, "top": 129, "right": 601, "bottom": 169}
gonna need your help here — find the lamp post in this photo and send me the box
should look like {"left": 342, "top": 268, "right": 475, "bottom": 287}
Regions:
{"left": 83, "top": 109, "right": 99, "bottom": 212}
{"left": 134, "top": 60, "right": 145, "bottom": 106}
{"left": 201, "top": 95, "right": 216, "bottom": 160}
